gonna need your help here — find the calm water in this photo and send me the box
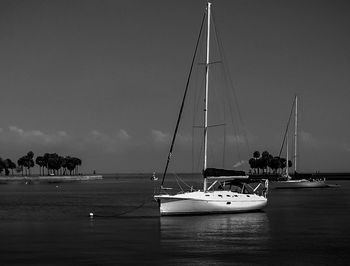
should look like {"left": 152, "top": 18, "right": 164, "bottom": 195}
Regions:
{"left": 0, "top": 175, "right": 349, "bottom": 265}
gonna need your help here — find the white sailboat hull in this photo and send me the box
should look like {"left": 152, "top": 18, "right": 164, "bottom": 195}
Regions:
{"left": 154, "top": 191, "right": 267, "bottom": 216}
{"left": 272, "top": 179, "right": 328, "bottom": 189}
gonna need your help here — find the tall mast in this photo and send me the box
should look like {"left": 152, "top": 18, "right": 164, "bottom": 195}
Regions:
{"left": 294, "top": 95, "right": 298, "bottom": 173}
{"left": 286, "top": 132, "right": 289, "bottom": 179}
{"left": 203, "top": 2, "right": 211, "bottom": 191}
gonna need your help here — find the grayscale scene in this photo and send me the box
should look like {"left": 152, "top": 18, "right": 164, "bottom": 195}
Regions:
{"left": 0, "top": 0, "right": 349, "bottom": 265}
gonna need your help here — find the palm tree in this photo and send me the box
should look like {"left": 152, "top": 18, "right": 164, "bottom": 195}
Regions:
{"left": 261, "top": 151, "right": 269, "bottom": 159}
{"left": 258, "top": 157, "right": 269, "bottom": 174}
{"left": 280, "top": 157, "right": 287, "bottom": 173}
{"left": 26, "top": 158, "right": 35, "bottom": 176}
{"left": 248, "top": 158, "right": 257, "bottom": 173}
{"left": 4, "top": 158, "right": 16, "bottom": 176}
{"left": 0, "top": 158, "right": 5, "bottom": 175}
{"left": 9, "top": 160, "right": 16, "bottom": 175}
{"left": 19, "top": 151, "right": 35, "bottom": 176}
{"left": 47, "top": 153, "right": 59, "bottom": 175}
{"left": 73, "top": 157, "right": 82, "bottom": 175}
{"left": 27, "top": 151, "right": 34, "bottom": 159}
{"left": 287, "top": 160, "right": 292, "bottom": 172}
{"left": 57, "top": 156, "right": 64, "bottom": 175}
{"left": 66, "top": 157, "right": 76, "bottom": 175}
{"left": 43, "top": 153, "right": 50, "bottom": 175}
{"left": 253, "top": 151, "right": 260, "bottom": 160}
{"left": 27, "top": 151, "right": 35, "bottom": 176}
{"left": 4, "top": 159, "right": 16, "bottom": 175}
{"left": 16, "top": 166, "right": 23, "bottom": 175}
{"left": 269, "top": 156, "right": 281, "bottom": 174}
{"left": 17, "top": 156, "right": 26, "bottom": 176}
{"left": 261, "top": 151, "right": 271, "bottom": 173}
{"left": 61, "top": 157, "right": 67, "bottom": 175}
{"left": 250, "top": 151, "right": 260, "bottom": 174}
{"left": 35, "top": 156, "right": 45, "bottom": 176}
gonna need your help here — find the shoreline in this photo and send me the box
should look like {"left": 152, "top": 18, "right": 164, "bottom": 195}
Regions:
{"left": 249, "top": 172, "right": 350, "bottom": 180}
{"left": 0, "top": 175, "right": 103, "bottom": 183}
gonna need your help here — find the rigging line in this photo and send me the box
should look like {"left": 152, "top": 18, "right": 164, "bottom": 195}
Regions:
{"left": 161, "top": 13, "right": 206, "bottom": 187}
{"left": 197, "top": 133, "right": 204, "bottom": 172}
{"left": 192, "top": 120, "right": 194, "bottom": 172}
{"left": 174, "top": 174, "right": 184, "bottom": 192}
{"left": 223, "top": 79, "right": 227, "bottom": 168}
{"left": 205, "top": 14, "right": 229, "bottom": 169}
{"left": 192, "top": 42, "right": 206, "bottom": 172}
{"left": 212, "top": 12, "right": 251, "bottom": 157}
{"left": 210, "top": 13, "right": 242, "bottom": 162}
{"left": 193, "top": 67, "right": 206, "bottom": 172}
{"left": 174, "top": 173, "right": 193, "bottom": 190}
{"left": 208, "top": 123, "right": 226, "bottom": 128}
{"left": 193, "top": 16, "right": 208, "bottom": 174}
{"left": 278, "top": 96, "right": 296, "bottom": 157}
{"left": 223, "top": 123, "right": 226, "bottom": 168}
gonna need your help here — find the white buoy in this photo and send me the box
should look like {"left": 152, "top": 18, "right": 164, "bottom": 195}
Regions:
{"left": 89, "top": 212, "right": 94, "bottom": 218}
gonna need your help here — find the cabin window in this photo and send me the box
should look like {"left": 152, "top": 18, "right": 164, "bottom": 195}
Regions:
{"left": 234, "top": 195, "right": 238, "bottom": 197}
{"left": 226, "top": 202, "right": 231, "bottom": 205}
{"left": 246, "top": 195, "right": 250, "bottom": 197}
{"left": 226, "top": 195, "right": 231, "bottom": 197}
{"left": 205, "top": 194, "right": 210, "bottom": 197}
{"left": 218, "top": 195, "right": 223, "bottom": 198}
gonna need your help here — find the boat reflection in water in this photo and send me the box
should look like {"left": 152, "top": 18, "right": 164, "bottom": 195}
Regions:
{"left": 160, "top": 213, "right": 270, "bottom": 264}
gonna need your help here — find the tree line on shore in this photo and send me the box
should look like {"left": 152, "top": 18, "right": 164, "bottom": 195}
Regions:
{"left": 0, "top": 151, "right": 82, "bottom": 176}
{"left": 248, "top": 150, "right": 292, "bottom": 174}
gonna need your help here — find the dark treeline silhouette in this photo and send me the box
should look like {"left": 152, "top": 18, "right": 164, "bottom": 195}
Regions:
{"left": 0, "top": 158, "right": 17, "bottom": 176}
{"left": 248, "top": 150, "right": 292, "bottom": 175}
{"left": 35, "top": 153, "right": 82, "bottom": 176}
{"left": 0, "top": 151, "right": 82, "bottom": 176}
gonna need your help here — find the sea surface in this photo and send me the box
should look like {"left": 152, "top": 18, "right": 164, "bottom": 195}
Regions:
{"left": 0, "top": 174, "right": 349, "bottom": 265}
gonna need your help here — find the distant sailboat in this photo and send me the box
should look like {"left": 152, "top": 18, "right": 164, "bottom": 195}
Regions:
{"left": 151, "top": 172, "right": 158, "bottom": 181}
{"left": 273, "top": 95, "right": 328, "bottom": 189}
{"left": 154, "top": 2, "right": 268, "bottom": 215}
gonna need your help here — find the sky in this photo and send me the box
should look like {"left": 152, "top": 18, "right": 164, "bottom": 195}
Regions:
{"left": 0, "top": 0, "right": 349, "bottom": 173}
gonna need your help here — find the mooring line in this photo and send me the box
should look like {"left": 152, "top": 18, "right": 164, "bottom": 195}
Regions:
{"left": 89, "top": 196, "right": 155, "bottom": 218}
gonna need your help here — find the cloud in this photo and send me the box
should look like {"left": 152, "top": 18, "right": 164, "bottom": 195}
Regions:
{"left": 299, "top": 130, "right": 318, "bottom": 147}
{"left": 85, "top": 129, "right": 132, "bottom": 153}
{"left": 0, "top": 125, "right": 134, "bottom": 154}
{"left": 4, "top": 126, "right": 69, "bottom": 145}
{"left": 232, "top": 160, "right": 246, "bottom": 168}
{"left": 151, "top": 129, "right": 170, "bottom": 143}
{"left": 177, "top": 133, "right": 192, "bottom": 144}
{"left": 226, "top": 134, "right": 246, "bottom": 144}
{"left": 118, "top": 129, "right": 131, "bottom": 141}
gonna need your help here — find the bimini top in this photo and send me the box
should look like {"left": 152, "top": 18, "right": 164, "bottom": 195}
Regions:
{"left": 204, "top": 168, "right": 248, "bottom": 180}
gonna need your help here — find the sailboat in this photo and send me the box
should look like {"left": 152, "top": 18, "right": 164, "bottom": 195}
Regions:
{"left": 153, "top": 2, "right": 268, "bottom": 216}
{"left": 273, "top": 95, "right": 328, "bottom": 189}
{"left": 151, "top": 171, "right": 158, "bottom": 181}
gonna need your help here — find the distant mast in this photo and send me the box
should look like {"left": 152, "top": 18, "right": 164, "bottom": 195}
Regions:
{"left": 286, "top": 132, "right": 288, "bottom": 177}
{"left": 294, "top": 95, "right": 298, "bottom": 173}
{"left": 203, "top": 2, "right": 211, "bottom": 192}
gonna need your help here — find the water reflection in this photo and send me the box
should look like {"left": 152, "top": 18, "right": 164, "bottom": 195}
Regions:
{"left": 160, "top": 212, "right": 270, "bottom": 264}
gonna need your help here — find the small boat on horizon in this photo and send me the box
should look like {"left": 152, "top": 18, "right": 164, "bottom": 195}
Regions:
{"left": 151, "top": 172, "right": 158, "bottom": 181}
